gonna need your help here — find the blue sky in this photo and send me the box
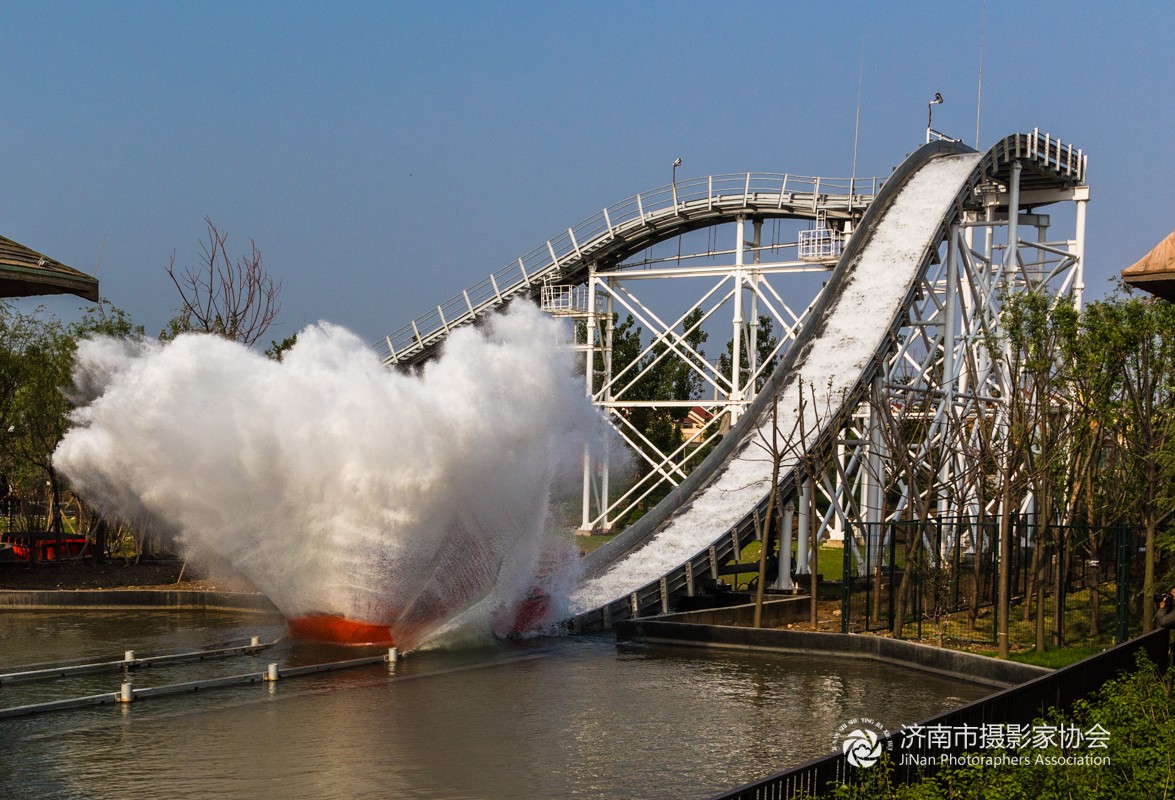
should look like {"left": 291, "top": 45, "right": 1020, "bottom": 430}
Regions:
{"left": 2, "top": 1, "right": 1172, "bottom": 345}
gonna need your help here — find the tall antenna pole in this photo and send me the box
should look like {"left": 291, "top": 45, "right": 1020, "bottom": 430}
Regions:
{"left": 975, "top": 0, "right": 987, "bottom": 149}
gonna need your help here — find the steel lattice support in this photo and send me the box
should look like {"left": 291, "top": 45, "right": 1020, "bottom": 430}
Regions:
{"left": 815, "top": 163, "right": 1088, "bottom": 578}
{"left": 557, "top": 147, "right": 1087, "bottom": 543}
{"left": 564, "top": 216, "right": 847, "bottom": 532}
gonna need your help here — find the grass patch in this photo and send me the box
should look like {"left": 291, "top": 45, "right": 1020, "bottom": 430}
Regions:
{"left": 958, "top": 643, "right": 1110, "bottom": 669}
{"left": 566, "top": 533, "right": 615, "bottom": 555}
{"left": 1008, "top": 643, "right": 1110, "bottom": 669}
{"left": 734, "top": 542, "right": 845, "bottom": 586}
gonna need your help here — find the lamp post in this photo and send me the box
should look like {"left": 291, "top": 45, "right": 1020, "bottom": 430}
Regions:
{"left": 926, "top": 92, "right": 943, "bottom": 143}
{"left": 671, "top": 157, "right": 682, "bottom": 207}
{"left": 672, "top": 158, "right": 683, "bottom": 260}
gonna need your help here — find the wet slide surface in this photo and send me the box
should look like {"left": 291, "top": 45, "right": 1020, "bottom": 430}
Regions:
{"left": 570, "top": 149, "right": 981, "bottom": 616}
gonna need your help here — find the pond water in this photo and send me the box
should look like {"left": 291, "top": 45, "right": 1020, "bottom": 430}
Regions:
{"left": 0, "top": 610, "right": 991, "bottom": 799}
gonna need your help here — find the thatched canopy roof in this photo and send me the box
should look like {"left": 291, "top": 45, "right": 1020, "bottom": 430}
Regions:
{"left": 1122, "top": 230, "right": 1175, "bottom": 303}
{"left": 0, "top": 235, "right": 99, "bottom": 303}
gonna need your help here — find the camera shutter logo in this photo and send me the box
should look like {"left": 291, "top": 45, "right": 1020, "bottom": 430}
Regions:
{"left": 843, "top": 728, "right": 882, "bottom": 768}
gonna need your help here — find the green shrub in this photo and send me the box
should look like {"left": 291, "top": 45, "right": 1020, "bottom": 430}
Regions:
{"left": 803, "top": 652, "right": 1174, "bottom": 799}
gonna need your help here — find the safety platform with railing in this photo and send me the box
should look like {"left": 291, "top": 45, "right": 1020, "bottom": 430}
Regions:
{"left": 377, "top": 172, "right": 882, "bottom": 366}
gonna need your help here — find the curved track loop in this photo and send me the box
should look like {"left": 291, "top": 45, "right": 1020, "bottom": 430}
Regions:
{"left": 377, "top": 173, "right": 878, "bottom": 367}
{"left": 567, "top": 134, "right": 1086, "bottom": 632}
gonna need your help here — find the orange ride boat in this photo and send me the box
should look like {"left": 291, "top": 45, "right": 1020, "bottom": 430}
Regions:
{"left": 286, "top": 614, "right": 398, "bottom": 647}
{"left": 288, "top": 587, "right": 552, "bottom": 648}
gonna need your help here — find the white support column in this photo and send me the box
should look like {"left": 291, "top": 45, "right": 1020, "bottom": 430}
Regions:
{"left": 774, "top": 503, "right": 795, "bottom": 590}
{"left": 1073, "top": 187, "right": 1089, "bottom": 311}
{"left": 864, "top": 380, "right": 885, "bottom": 571}
{"left": 974, "top": 200, "right": 998, "bottom": 387}
{"left": 749, "top": 220, "right": 762, "bottom": 390}
{"left": 796, "top": 478, "right": 812, "bottom": 578}
{"left": 941, "top": 224, "right": 960, "bottom": 401}
{"left": 938, "top": 223, "right": 960, "bottom": 520}
{"left": 581, "top": 272, "right": 598, "bottom": 532}
{"left": 601, "top": 291, "right": 615, "bottom": 529}
{"left": 829, "top": 441, "right": 846, "bottom": 543}
{"left": 1005, "top": 161, "right": 1022, "bottom": 278}
{"left": 580, "top": 450, "right": 592, "bottom": 532}
{"left": 730, "top": 216, "right": 746, "bottom": 423}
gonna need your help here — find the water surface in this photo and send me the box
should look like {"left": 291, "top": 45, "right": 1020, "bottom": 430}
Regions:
{"left": 0, "top": 610, "right": 990, "bottom": 799}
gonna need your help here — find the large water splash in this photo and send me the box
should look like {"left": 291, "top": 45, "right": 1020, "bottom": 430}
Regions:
{"left": 54, "top": 302, "right": 602, "bottom": 649}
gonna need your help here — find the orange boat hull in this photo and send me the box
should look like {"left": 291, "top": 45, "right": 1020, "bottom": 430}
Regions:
{"left": 287, "top": 615, "right": 396, "bottom": 647}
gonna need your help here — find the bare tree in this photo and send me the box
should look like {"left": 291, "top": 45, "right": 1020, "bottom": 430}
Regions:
{"left": 739, "top": 377, "right": 844, "bottom": 629}
{"left": 165, "top": 217, "right": 281, "bottom": 347}
{"left": 865, "top": 374, "right": 961, "bottom": 639}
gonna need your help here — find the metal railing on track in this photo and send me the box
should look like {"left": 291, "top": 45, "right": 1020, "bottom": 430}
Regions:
{"left": 376, "top": 172, "right": 881, "bottom": 366}
{"left": 569, "top": 131, "right": 1089, "bottom": 633}
{"left": 569, "top": 140, "right": 979, "bottom": 633}
{"left": 368, "top": 131, "right": 1087, "bottom": 638}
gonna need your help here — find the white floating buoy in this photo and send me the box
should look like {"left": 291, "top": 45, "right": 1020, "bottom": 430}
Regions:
{"left": 265, "top": 663, "right": 280, "bottom": 682}
{"left": 251, "top": 636, "right": 261, "bottom": 648}
{"left": 124, "top": 650, "right": 135, "bottom": 663}
{"left": 119, "top": 682, "right": 134, "bottom": 703}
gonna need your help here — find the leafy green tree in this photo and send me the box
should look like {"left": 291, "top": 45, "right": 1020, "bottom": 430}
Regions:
{"left": 585, "top": 309, "right": 712, "bottom": 519}
{"left": 1063, "top": 295, "right": 1140, "bottom": 529}
{"left": 629, "top": 307, "right": 709, "bottom": 465}
{"left": 1062, "top": 297, "right": 1138, "bottom": 636}
{"left": 998, "top": 291, "right": 1080, "bottom": 649}
{"left": 1087, "top": 287, "right": 1175, "bottom": 630}
{"left": 0, "top": 300, "right": 142, "bottom": 541}
{"left": 0, "top": 303, "right": 41, "bottom": 507}
{"left": 718, "top": 314, "right": 780, "bottom": 394}
{"left": 265, "top": 332, "right": 299, "bottom": 361}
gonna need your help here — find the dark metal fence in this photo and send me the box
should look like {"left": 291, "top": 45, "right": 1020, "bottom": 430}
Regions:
{"left": 707, "top": 628, "right": 1170, "bottom": 800}
{"left": 839, "top": 517, "right": 1148, "bottom": 650}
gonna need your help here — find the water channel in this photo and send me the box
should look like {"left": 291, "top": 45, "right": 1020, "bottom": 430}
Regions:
{"left": 0, "top": 609, "right": 991, "bottom": 799}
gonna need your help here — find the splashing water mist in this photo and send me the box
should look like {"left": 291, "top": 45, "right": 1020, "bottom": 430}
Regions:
{"left": 54, "top": 302, "right": 603, "bottom": 650}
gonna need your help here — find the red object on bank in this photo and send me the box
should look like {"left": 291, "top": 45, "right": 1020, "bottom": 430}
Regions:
{"left": 1, "top": 533, "right": 88, "bottom": 562}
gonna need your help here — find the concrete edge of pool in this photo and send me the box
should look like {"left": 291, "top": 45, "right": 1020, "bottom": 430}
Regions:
{"left": 614, "top": 618, "right": 1052, "bottom": 688}
{"left": 0, "top": 589, "right": 281, "bottom": 614}
{"left": 0, "top": 589, "right": 1049, "bottom": 688}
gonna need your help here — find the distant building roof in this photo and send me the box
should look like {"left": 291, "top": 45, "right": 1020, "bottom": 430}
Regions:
{"left": 0, "top": 234, "right": 99, "bottom": 303}
{"left": 1122, "top": 230, "right": 1175, "bottom": 303}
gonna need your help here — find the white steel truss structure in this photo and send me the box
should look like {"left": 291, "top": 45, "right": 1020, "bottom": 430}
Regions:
{"left": 373, "top": 131, "right": 1089, "bottom": 628}
{"left": 550, "top": 135, "right": 1087, "bottom": 541}
{"left": 568, "top": 131, "right": 1089, "bottom": 629}
{"left": 817, "top": 156, "right": 1090, "bottom": 585}
{"left": 379, "top": 171, "right": 879, "bottom": 535}
{"left": 553, "top": 213, "right": 856, "bottom": 533}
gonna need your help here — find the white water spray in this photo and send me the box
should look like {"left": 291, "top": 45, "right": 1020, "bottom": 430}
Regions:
{"left": 54, "top": 302, "right": 603, "bottom": 648}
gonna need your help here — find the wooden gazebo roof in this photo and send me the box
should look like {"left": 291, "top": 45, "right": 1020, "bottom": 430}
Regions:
{"left": 0, "top": 235, "right": 99, "bottom": 302}
{"left": 1122, "top": 230, "right": 1175, "bottom": 303}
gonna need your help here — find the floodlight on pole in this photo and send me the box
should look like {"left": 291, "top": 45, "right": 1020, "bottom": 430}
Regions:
{"left": 926, "top": 92, "right": 944, "bottom": 143}
{"left": 671, "top": 158, "right": 683, "bottom": 210}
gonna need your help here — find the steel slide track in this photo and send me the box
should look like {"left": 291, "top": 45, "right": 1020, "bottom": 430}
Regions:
{"left": 566, "top": 140, "right": 979, "bottom": 630}
{"left": 377, "top": 173, "right": 878, "bottom": 367}
{"left": 567, "top": 132, "right": 1089, "bottom": 631}
{"left": 372, "top": 131, "right": 1087, "bottom": 633}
